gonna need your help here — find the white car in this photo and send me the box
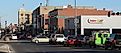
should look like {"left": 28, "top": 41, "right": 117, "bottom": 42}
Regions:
{"left": 32, "top": 36, "right": 49, "bottom": 43}
{"left": 49, "top": 34, "right": 65, "bottom": 44}
{"left": 55, "top": 34, "right": 65, "bottom": 43}
{"left": 11, "top": 34, "right": 17, "bottom": 39}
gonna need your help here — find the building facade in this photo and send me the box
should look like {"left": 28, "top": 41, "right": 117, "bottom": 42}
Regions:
{"left": 81, "top": 15, "right": 121, "bottom": 36}
{"left": 32, "top": 6, "right": 63, "bottom": 35}
{"left": 65, "top": 10, "right": 121, "bottom": 36}
{"left": 18, "top": 8, "right": 32, "bottom": 30}
{"left": 48, "top": 5, "right": 109, "bottom": 35}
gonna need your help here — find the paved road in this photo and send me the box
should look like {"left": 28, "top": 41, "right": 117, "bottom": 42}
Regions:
{"left": 4, "top": 42, "right": 121, "bottom": 53}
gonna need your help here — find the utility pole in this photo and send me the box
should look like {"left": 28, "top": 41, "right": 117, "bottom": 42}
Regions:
{"left": 40, "top": 3, "right": 43, "bottom": 33}
{"left": 5, "top": 21, "right": 7, "bottom": 29}
{"left": 74, "top": 0, "right": 78, "bottom": 37}
{"left": 0, "top": 17, "right": 1, "bottom": 29}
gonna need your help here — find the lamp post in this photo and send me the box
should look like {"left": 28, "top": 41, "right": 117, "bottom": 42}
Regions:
{"left": 36, "top": 3, "right": 42, "bottom": 35}
{"left": 74, "top": 0, "right": 78, "bottom": 37}
{"left": 5, "top": 21, "right": 7, "bottom": 29}
{"left": 0, "top": 17, "right": 1, "bottom": 29}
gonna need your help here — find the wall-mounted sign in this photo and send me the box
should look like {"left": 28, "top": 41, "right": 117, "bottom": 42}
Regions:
{"left": 87, "top": 18, "right": 103, "bottom": 24}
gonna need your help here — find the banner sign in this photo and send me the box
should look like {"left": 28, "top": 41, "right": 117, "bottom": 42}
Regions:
{"left": 87, "top": 18, "right": 103, "bottom": 24}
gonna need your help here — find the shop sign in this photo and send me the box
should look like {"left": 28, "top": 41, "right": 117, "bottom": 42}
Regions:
{"left": 87, "top": 18, "right": 103, "bottom": 24}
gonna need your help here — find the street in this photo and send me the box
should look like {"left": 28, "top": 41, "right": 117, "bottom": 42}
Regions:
{"left": 0, "top": 42, "right": 120, "bottom": 53}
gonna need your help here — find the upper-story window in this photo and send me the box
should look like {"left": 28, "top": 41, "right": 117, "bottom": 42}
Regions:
{"left": 21, "top": 14, "right": 23, "bottom": 16}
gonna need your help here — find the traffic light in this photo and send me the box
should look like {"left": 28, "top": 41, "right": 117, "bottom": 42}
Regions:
{"left": 108, "top": 11, "right": 110, "bottom": 17}
{"left": 116, "top": 12, "right": 120, "bottom": 15}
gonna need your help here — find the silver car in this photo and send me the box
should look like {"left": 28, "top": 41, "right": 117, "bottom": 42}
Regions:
{"left": 32, "top": 36, "right": 49, "bottom": 43}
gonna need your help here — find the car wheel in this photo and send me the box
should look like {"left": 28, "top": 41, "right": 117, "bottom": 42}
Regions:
{"left": 105, "top": 46, "right": 108, "bottom": 50}
{"left": 35, "top": 40, "right": 39, "bottom": 43}
{"left": 64, "top": 44, "right": 67, "bottom": 47}
{"left": 111, "top": 45, "right": 114, "bottom": 50}
{"left": 49, "top": 41, "right": 52, "bottom": 44}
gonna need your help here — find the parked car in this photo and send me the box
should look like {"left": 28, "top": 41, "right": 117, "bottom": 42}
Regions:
{"left": 64, "top": 35, "right": 85, "bottom": 47}
{"left": 49, "top": 34, "right": 65, "bottom": 44}
{"left": 11, "top": 34, "right": 18, "bottom": 40}
{"left": 114, "top": 34, "right": 121, "bottom": 50}
{"left": 32, "top": 36, "right": 49, "bottom": 43}
{"left": 105, "top": 34, "right": 121, "bottom": 50}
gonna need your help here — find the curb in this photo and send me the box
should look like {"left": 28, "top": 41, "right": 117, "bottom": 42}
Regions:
{"left": 0, "top": 40, "right": 31, "bottom": 43}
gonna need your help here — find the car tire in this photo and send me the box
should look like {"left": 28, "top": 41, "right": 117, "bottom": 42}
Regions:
{"left": 64, "top": 44, "right": 67, "bottom": 47}
{"left": 111, "top": 45, "right": 114, "bottom": 50}
{"left": 105, "top": 45, "right": 108, "bottom": 50}
{"left": 35, "top": 40, "right": 39, "bottom": 43}
{"left": 49, "top": 41, "right": 52, "bottom": 44}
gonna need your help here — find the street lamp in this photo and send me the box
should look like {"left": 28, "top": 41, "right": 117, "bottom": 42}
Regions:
{"left": 74, "top": 0, "right": 78, "bottom": 37}
{"left": 0, "top": 17, "right": 1, "bottom": 29}
{"left": 36, "top": 3, "right": 42, "bottom": 35}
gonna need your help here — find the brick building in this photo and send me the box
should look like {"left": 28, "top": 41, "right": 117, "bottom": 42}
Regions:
{"left": 48, "top": 5, "right": 111, "bottom": 35}
{"left": 32, "top": 6, "right": 63, "bottom": 35}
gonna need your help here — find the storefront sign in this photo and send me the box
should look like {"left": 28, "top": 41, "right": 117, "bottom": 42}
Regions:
{"left": 87, "top": 18, "right": 103, "bottom": 24}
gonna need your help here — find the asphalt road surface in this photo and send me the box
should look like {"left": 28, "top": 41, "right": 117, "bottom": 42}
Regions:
{"left": 2, "top": 42, "right": 121, "bottom": 53}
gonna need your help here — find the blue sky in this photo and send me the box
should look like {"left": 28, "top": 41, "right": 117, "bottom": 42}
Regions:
{"left": 0, "top": 0, "right": 121, "bottom": 27}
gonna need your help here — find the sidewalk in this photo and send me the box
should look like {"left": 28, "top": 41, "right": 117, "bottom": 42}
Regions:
{"left": 0, "top": 40, "right": 31, "bottom": 43}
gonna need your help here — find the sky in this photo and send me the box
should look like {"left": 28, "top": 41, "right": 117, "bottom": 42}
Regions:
{"left": 0, "top": 0, "right": 121, "bottom": 28}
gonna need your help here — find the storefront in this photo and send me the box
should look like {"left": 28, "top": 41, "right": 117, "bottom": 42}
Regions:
{"left": 81, "top": 15, "right": 121, "bottom": 35}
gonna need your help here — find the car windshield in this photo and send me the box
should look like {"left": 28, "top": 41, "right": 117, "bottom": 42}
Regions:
{"left": 115, "top": 35, "right": 121, "bottom": 39}
{"left": 104, "top": 34, "right": 108, "bottom": 37}
{"left": 68, "top": 37, "right": 75, "bottom": 39}
{"left": 67, "top": 35, "right": 75, "bottom": 39}
{"left": 110, "top": 34, "right": 115, "bottom": 39}
{"left": 56, "top": 35, "right": 63, "bottom": 38}
{"left": 37, "top": 36, "right": 47, "bottom": 38}
{"left": 98, "top": 33, "right": 102, "bottom": 37}
{"left": 77, "top": 36, "right": 84, "bottom": 40}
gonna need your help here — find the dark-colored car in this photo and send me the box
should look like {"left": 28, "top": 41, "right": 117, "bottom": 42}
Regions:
{"left": 114, "top": 34, "right": 121, "bottom": 50}
{"left": 105, "top": 34, "right": 121, "bottom": 50}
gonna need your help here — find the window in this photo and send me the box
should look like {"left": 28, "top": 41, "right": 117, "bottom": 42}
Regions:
{"left": 56, "top": 35, "right": 63, "bottom": 38}
{"left": 98, "top": 33, "right": 102, "bottom": 37}
{"left": 77, "top": 36, "right": 84, "bottom": 40}
{"left": 21, "top": 14, "right": 23, "bottom": 16}
{"left": 37, "top": 36, "right": 46, "bottom": 38}
{"left": 115, "top": 35, "right": 121, "bottom": 39}
{"left": 104, "top": 34, "right": 108, "bottom": 37}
